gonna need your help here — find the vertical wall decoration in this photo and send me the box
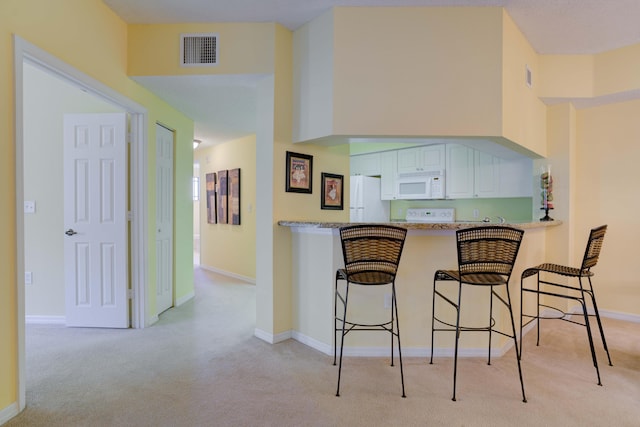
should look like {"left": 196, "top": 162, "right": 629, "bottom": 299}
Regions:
{"left": 320, "top": 172, "right": 343, "bottom": 210}
{"left": 285, "top": 151, "right": 313, "bottom": 193}
{"left": 229, "top": 168, "right": 241, "bottom": 225}
{"left": 206, "top": 172, "right": 217, "bottom": 224}
{"left": 217, "top": 169, "right": 228, "bottom": 224}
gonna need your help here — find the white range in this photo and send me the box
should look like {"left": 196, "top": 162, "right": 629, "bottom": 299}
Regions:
{"left": 405, "top": 208, "right": 455, "bottom": 223}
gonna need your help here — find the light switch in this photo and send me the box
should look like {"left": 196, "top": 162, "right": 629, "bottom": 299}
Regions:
{"left": 24, "top": 200, "right": 36, "bottom": 214}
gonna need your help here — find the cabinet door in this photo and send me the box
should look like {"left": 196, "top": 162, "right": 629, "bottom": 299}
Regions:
{"left": 397, "top": 145, "right": 445, "bottom": 173}
{"left": 396, "top": 147, "right": 421, "bottom": 173}
{"left": 474, "top": 150, "right": 500, "bottom": 198}
{"left": 420, "top": 145, "right": 446, "bottom": 172}
{"left": 380, "top": 151, "right": 398, "bottom": 200}
{"left": 499, "top": 157, "right": 533, "bottom": 197}
{"left": 350, "top": 152, "right": 381, "bottom": 176}
{"left": 445, "top": 144, "right": 474, "bottom": 199}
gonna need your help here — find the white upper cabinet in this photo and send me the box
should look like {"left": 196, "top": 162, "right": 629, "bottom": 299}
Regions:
{"left": 350, "top": 152, "right": 381, "bottom": 176}
{"left": 446, "top": 144, "right": 532, "bottom": 199}
{"left": 474, "top": 150, "right": 500, "bottom": 198}
{"left": 352, "top": 142, "right": 532, "bottom": 200}
{"left": 445, "top": 144, "right": 475, "bottom": 199}
{"left": 380, "top": 150, "right": 398, "bottom": 200}
{"left": 397, "top": 145, "right": 445, "bottom": 173}
{"left": 499, "top": 157, "right": 533, "bottom": 197}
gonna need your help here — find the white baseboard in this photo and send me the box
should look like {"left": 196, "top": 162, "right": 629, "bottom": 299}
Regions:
{"left": 25, "top": 315, "right": 65, "bottom": 325}
{"left": 291, "top": 331, "right": 332, "bottom": 355}
{"left": 199, "top": 265, "right": 255, "bottom": 284}
{"left": 560, "top": 305, "right": 640, "bottom": 323}
{"left": 262, "top": 307, "right": 638, "bottom": 357}
{"left": 288, "top": 330, "right": 518, "bottom": 359}
{"left": 254, "top": 328, "right": 291, "bottom": 344}
{"left": 176, "top": 291, "right": 195, "bottom": 307}
{"left": 599, "top": 309, "right": 640, "bottom": 323}
{"left": 0, "top": 402, "right": 19, "bottom": 425}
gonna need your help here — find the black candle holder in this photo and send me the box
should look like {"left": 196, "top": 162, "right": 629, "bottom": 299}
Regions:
{"left": 540, "top": 168, "right": 554, "bottom": 222}
{"left": 540, "top": 206, "right": 554, "bottom": 221}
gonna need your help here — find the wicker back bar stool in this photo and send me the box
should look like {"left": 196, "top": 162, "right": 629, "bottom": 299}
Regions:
{"left": 430, "top": 226, "right": 526, "bottom": 402}
{"left": 520, "top": 224, "right": 611, "bottom": 385}
{"left": 334, "top": 224, "right": 408, "bottom": 397}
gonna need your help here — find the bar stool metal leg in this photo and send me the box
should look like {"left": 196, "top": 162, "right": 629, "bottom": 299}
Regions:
{"left": 392, "top": 284, "right": 406, "bottom": 398}
{"left": 585, "top": 277, "right": 613, "bottom": 366}
{"left": 503, "top": 283, "right": 527, "bottom": 402}
{"left": 335, "top": 282, "right": 350, "bottom": 397}
{"left": 451, "top": 282, "right": 463, "bottom": 401}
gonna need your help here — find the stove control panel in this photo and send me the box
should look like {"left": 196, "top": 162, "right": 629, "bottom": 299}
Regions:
{"left": 405, "top": 208, "right": 455, "bottom": 223}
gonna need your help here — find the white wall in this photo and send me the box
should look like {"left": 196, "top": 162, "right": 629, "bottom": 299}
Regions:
{"left": 23, "top": 62, "right": 120, "bottom": 318}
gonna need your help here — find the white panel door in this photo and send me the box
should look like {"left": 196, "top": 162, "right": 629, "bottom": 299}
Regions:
{"left": 156, "top": 124, "right": 174, "bottom": 315}
{"left": 64, "top": 113, "right": 128, "bottom": 328}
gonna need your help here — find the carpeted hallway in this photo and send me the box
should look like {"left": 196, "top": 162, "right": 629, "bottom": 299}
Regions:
{"left": 5, "top": 268, "right": 640, "bottom": 426}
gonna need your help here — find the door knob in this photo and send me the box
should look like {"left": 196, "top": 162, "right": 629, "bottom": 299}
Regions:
{"left": 65, "top": 229, "right": 78, "bottom": 236}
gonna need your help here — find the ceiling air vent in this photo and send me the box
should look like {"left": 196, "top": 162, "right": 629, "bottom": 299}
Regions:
{"left": 180, "top": 33, "right": 218, "bottom": 67}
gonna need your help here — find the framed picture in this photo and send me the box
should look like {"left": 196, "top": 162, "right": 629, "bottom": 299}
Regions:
{"left": 205, "top": 172, "right": 217, "bottom": 224}
{"left": 229, "top": 168, "right": 241, "bottom": 225}
{"left": 285, "top": 151, "right": 313, "bottom": 193}
{"left": 320, "top": 172, "right": 344, "bottom": 210}
{"left": 217, "top": 170, "right": 228, "bottom": 224}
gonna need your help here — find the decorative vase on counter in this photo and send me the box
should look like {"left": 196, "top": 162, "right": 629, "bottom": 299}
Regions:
{"left": 540, "top": 165, "right": 554, "bottom": 221}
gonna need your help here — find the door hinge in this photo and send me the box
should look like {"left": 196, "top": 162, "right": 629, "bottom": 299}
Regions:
{"left": 128, "top": 289, "right": 135, "bottom": 300}
{"left": 127, "top": 211, "right": 133, "bottom": 221}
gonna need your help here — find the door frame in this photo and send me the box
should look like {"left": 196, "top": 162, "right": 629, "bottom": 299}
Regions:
{"left": 13, "top": 35, "right": 149, "bottom": 411}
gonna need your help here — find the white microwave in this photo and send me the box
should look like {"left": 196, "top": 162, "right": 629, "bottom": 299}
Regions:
{"left": 396, "top": 171, "right": 445, "bottom": 199}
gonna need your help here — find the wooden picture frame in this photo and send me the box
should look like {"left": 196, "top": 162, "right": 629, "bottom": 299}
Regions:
{"left": 229, "top": 168, "right": 241, "bottom": 225}
{"left": 285, "top": 151, "right": 313, "bottom": 193}
{"left": 217, "top": 170, "right": 228, "bottom": 224}
{"left": 320, "top": 172, "right": 344, "bottom": 210}
{"left": 205, "top": 172, "right": 217, "bottom": 224}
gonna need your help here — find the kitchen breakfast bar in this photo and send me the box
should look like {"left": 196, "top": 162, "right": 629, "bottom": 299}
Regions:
{"left": 278, "top": 220, "right": 561, "bottom": 358}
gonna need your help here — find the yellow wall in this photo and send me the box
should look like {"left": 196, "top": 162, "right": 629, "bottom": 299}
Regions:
{"left": 331, "top": 7, "right": 504, "bottom": 138}
{"left": 594, "top": 44, "right": 640, "bottom": 97}
{"left": 270, "top": 24, "right": 351, "bottom": 336}
{"left": 539, "top": 55, "right": 595, "bottom": 100}
{"left": 293, "top": 7, "right": 549, "bottom": 156}
{"left": 5, "top": 1, "right": 640, "bottom": 421}
{"left": 501, "top": 10, "right": 547, "bottom": 156}
{"left": 539, "top": 44, "right": 640, "bottom": 102}
{"left": 1, "top": 0, "right": 194, "bottom": 413}
{"left": 575, "top": 99, "right": 640, "bottom": 315}
{"left": 196, "top": 136, "right": 257, "bottom": 280}
{"left": 292, "top": 10, "right": 335, "bottom": 143}
{"left": 128, "top": 23, "right": 275, "bottom": 76}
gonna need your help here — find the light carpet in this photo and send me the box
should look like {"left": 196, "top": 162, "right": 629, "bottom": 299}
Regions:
{"left": 5, "top": 268, "right": 640, "bottom": 426}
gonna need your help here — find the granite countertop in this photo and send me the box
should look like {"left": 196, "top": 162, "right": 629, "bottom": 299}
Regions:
{"left": 278, "top": 220, "right": 562, "bottom": 230}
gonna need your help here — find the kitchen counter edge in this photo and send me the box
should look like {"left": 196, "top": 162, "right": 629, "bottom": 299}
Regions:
{"left": 278, "top": 220, "right": 562, "bottom": 230}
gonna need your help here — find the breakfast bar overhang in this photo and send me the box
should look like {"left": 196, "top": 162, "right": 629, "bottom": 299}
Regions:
{"left": 279, "top": 220, "right": 561, "bottom": 358}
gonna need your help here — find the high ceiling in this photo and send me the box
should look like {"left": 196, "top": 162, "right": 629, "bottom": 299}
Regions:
{"left": 103, "top": 0, "right": 640, "bottom": 146}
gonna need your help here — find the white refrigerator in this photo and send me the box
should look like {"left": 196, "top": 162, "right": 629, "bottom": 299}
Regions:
{"left": 350, "top": 176, "right": 390, "bottom": 222}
